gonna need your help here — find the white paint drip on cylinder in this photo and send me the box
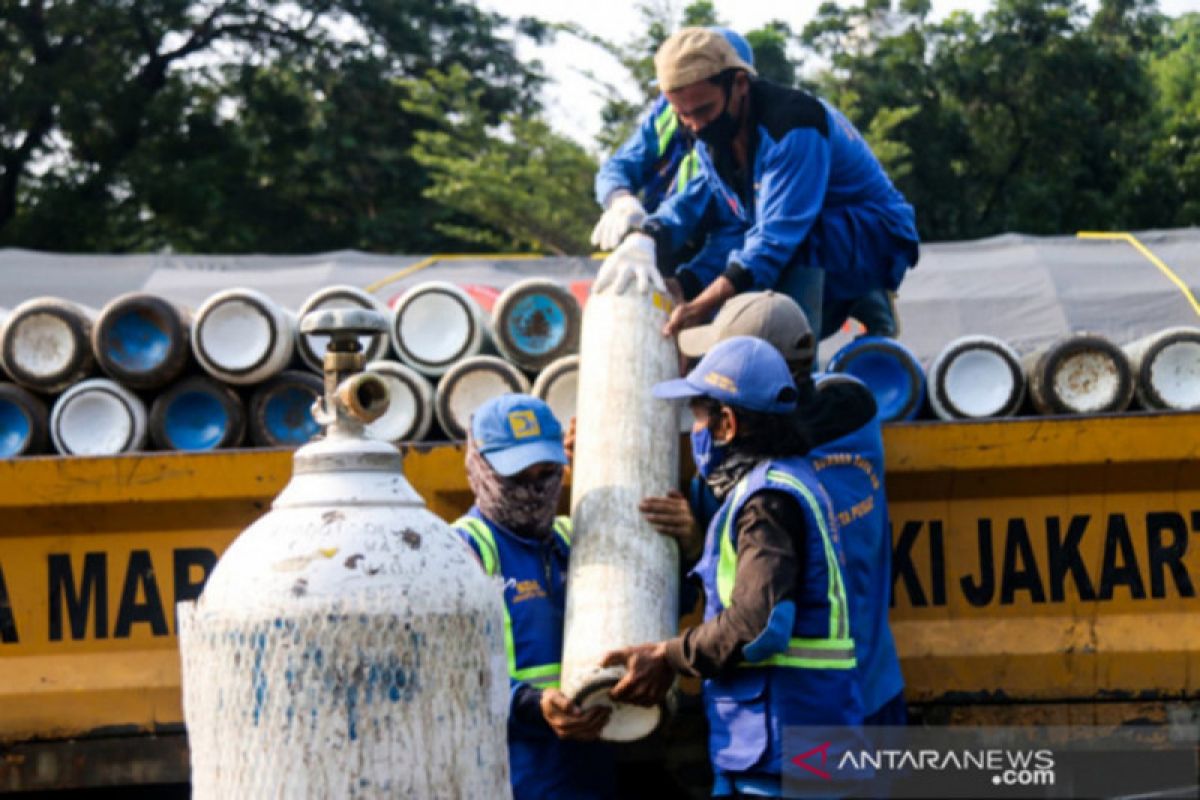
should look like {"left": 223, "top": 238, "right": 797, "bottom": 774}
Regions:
{"left": 297, "top": 286, "right": 392, "bottom": 372}
{"left": 193, "top": 288, "right": 296, "bottom": 385}
{"left": 530, "top": 354, "right": 579, "bottom": 427}
{"left": 1124, "top": 327, "right": 1200, "bottom": 411}
{"left": 50, "top": 377, "right": 147, "bottom": 455}
{"left": 434, "top": 355, "right": 530, "bottom": 440}
{"left": 391, "top": 282, "right": 490, "bottom": 377}
{"left": 364, "top": 360, "right": 435, "bottom": 443}
{"left": 562, "top": 282, "right": 680, "bottom": 742}
{"left": 928, "top": 335, "right": 1025, "bottom": 420}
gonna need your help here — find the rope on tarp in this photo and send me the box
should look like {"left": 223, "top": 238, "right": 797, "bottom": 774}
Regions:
{"left": 1077, "top": 231, "right": 1200, "bottom": 319}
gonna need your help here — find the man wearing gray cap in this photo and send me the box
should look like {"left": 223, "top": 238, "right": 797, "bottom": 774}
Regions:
{"left": 640, "top": 292, "right": 908, "bottom": 740}
{"left": 597, "top": 27, "right": 918, "bottom": 351}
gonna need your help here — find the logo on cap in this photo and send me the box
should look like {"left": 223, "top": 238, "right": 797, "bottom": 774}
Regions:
{"left": 508, "top": 410, "right": 540, "bottom": 439}
{"left": 704, "top": 371, "right": 738, "bottom": 393}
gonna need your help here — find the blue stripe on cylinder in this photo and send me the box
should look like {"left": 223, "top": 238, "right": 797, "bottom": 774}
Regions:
{"left": 164, "top": 390, "right": 230, "bottom": 451}
{"left": 263, "top": 387, "right": 320, "bottom": 444}
{"left": 107, "top": 310, "right": 171, "bottom": 372}
{"left": 504, "top": 294, "right": 566, "bottom": 357}
{"left": 0, "top": 399, "right": 31, "bottom": 457}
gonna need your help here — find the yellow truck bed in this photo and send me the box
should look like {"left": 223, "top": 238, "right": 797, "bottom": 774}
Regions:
{"left": 1, "top": 413, "right": 1198, "bottom": 789}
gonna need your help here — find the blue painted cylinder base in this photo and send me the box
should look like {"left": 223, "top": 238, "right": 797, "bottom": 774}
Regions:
{"left": 150, "top": 375, "right": 246, "bottom": 451}
{"left": 827, "top": 336, "right": 926, "bottom": 422}
{"left": 0, "top": 383, "right": 48, "bottom": 458}
{"left": 248, "top": 370, "right": 324, "bottom": 447}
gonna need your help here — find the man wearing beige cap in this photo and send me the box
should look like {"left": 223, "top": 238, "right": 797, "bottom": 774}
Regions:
{"left": 596, "top": 27, "right": 918, "bottom": 352}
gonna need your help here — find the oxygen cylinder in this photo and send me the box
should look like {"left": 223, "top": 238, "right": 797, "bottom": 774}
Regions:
{"left": 295, "top": 285, "right": 391, "bottom": 373}
{"left": 561, "top": 272, "right": 680, "bottom": 742}
{"left": 1123, "top": 327, "right": 1200, "bottom": 411}
{"left": 1, "top": 297, "right": 97, "bottom": 393}
{"left": 390, "top": 282, "right": 490, "bottom": 377}
{"left": 827, "top": 336, "right": 926, "bottom": 422}
{"left": 149, "top": 375, "right": 246, "bottom": 452}
{"left": 492, "top": 279, "right": 582, "bottom": 372}
{"left": 192, "top": 288, "right": 296, "bottom": 385}
{"left": 928, "top": 335, "right": 1026, "bottom": 420}
{"left": 434, "top": 355, "right": 531, "bottom": 441}
{"left": 92, "top": 293, "right": 192, "bottom": 390}
{"left": 0, "top": 382, "right": 49, "bottom": 458}
{"left": 50, "top": 377, "right": 148, "bottom": 456}
{"left": 1024, "top": 333, "right": 1134, "bottom": 415}
{"left": 247, "top": 370, "right": 324, "bottom": 447}
{"left": 363, "top": 360, "right": 435, "bottom": 444}
{"left": 178, "top": 309, "right": 510, "bottom": 799}
{"left": 530, "top": 354, "right": 579, "bottom": 427}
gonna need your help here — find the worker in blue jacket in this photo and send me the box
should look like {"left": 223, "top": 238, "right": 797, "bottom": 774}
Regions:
{"left": 451, "top": 394, "right": 614, "bottom": 800}
{"left": 604, "top": 336, "right": 866, "bottom": 797}
{"left": 590, "top": 27, "right": 755, "bottom": 251}
{"left": 598, "top": 27, "right": 919, "bottom": 347}
{"left": 641, "top": 291, "right": 907, "bottom": 729}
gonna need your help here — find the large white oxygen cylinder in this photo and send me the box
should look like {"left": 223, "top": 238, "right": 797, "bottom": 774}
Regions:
{"left": 434, "top": 355, "right": 531, "bottom": 440}
{"left": 178, "top": 309, "right": 510, "bottom": 799}
{"left": 295, "top": 285, "right": 392, "bottom": 372}
{"left": 1, "top": 297, "right": 97, "bottom": 393}
{"left": 192, "top": 288, "right": 296, "bottom": 385}
{"left": 364, "top": 359, "right": 435, "bottom": 444}
{"left": 390, "top": 282, "right": 491, "bottom": 377}
{"left": 50, "top": 377, "right": 148, "bottom": 456}
{"left": 928, "top": 335, "right": 1026, "bottom": 420}
{"left": 1123, "top": 326, "right": 1200, "bottom": 411}
{"left": 561, "top": 268, "right": 680, "bottom": 742}
{"left": 1023, "top": 333, "right": 1135, "bottom": 416}
{"left": 531, "top": 354, "right": 579, "bottom": 427}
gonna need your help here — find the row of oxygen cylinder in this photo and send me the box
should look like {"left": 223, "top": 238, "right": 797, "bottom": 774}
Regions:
{"left": 820, "top": 328, "right": 1200, "bottom": 423}
{"left": 0, "top": 278, "right": 589, "bottom": 458}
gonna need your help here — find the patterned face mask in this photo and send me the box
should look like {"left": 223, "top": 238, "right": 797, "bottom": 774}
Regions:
{"left": 466, "top": 437, "right": 564, "bottom": 538}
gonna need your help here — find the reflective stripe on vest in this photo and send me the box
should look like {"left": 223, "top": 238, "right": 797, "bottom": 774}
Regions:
{"left": 654, "top": 104, "right": 679, "bottom": 157}
{"left": 675, "top": 150, "right": 700, "bottom": 192}
{"left": 715, "top": 473, "right": 855, "bottom": 670}
{"left": 454, "top": 515, "right": 571, "bottom": 687}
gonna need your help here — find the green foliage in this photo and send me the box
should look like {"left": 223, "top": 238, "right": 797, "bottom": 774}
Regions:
{"left": 402, "top": 67, "right": 597, "bottom": 255}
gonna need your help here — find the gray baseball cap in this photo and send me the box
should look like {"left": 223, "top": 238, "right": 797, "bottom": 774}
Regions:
{"left": 677, "top": 291, "right": 815, "bottom": 365}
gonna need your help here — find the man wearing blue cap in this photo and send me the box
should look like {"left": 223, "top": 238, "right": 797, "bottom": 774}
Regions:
{"left": 602, "top": 336, "right": 865, "bottom": 797}
{"left": 451, "top": 394, "right": 614, "bottom": 800}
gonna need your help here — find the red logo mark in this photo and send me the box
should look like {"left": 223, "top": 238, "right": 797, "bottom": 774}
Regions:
{"left": 791, "top": 741, "right": 833, "bottom": 781}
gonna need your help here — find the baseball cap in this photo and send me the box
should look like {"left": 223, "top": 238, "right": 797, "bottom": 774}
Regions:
{"left": 470, "top": 394, "right": 567, "bottom": 477}
{"left": 655, "top": 27, "right": 757, "bottom": 93}
{"left": 678, "top": 291, "right": 815, "bottom": 365}
{"left": 653, "top": 336, "right": 798, "bottom": 414}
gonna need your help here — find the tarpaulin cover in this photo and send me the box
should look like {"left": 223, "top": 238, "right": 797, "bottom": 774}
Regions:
{"left": 0, "top": 227, "right": 1197, "bottom": 364}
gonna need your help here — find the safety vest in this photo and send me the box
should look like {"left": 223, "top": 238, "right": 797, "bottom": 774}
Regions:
{"left": 454, "top": 511, "right": 572, "bottom": 690}
{"left": 693, "top": 456, "right": 865, "bottom": 781}
{"left": 807, "top": 389, "right": 905, "bottom": 717}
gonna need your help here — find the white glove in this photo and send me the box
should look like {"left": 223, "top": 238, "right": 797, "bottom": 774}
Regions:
{"left": 592, "top": 233, "right": 665, "bottom": 297}
{"left": 590, "top": 194, "right": 647, "bottom": 251}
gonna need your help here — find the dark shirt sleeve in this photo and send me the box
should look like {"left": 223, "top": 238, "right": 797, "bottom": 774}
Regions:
{"left": 510, "top": 684, "right": 548, "bottom": 732}
{"left": 664, "top": 489, "right": 806, "bottom": 677}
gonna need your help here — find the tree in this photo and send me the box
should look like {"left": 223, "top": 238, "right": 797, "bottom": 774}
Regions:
{"left": 403, "top": 66, "right": 597, "bottom": 255}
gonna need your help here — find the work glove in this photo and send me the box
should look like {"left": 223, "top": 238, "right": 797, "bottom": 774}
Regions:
{"left": 590, "top": 194, "right": 647, "bottom": 251}
{"left": 592, "top": 233, "right": 665, "bottom": 296}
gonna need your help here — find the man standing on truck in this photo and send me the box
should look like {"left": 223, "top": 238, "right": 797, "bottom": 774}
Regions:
{"left": 604, "top": 336, "right": 865, "bottom": 797}
{"left": 451, "top": 394, "right": 615, "bottom": 800}
{"left": 596, "top": 27, "right": 918, "bottom": 346}
{"left": 641, "top": 291, "right": 907, "bottom": 727}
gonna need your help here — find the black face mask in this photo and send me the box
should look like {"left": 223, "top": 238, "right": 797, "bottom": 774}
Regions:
{"left": 696, "top": 89, "right": 740, "bottom": 149}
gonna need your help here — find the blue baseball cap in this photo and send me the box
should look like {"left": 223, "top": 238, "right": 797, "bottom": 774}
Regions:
{"left": 653, "top": 336, "right": 798, "bottom": 414}
{"left": 470, "top": 394, "right": 567, "bottom": 477}
{"left": 710, "top": 27, "right": 755, "bottom": 68}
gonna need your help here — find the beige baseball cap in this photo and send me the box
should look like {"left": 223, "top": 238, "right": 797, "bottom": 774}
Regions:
{"left": 678, "top": 291, "right": 815, "bottom": 365}
{"left": 655, "top": 27, "right": 756, "bottom": 93}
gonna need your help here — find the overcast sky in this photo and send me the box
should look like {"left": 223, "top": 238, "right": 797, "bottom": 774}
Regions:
{"left": 481, "top": 0, "right": 1200, "bottom": 149}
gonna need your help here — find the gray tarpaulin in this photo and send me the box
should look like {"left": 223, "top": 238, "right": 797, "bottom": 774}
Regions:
{"left": 0, "top": 227, "right": 1197, "bottom": 364}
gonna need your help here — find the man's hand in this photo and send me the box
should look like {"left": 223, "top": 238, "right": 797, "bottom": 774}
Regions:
{"left": 662, "top": 276, "right": 737, "bottom": 337}
{"left": 590, "top": 194, "right": 647, "bottom": 251}
{"left": 601, "top": 642, "right": 676, "bottom": 707}
{"left": 593, "top": 233, "right": 664, "bottom": 296}
{"left": 639, "top": 490, "right": 703, "bottom": 562}
{"left": 539, "top": 688, "right": 611, "bottom": 741}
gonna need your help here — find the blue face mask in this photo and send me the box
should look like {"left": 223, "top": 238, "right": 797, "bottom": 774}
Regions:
{"left": 690, "top": 425, "right": 730, "bottom": 479}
